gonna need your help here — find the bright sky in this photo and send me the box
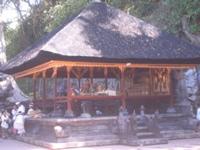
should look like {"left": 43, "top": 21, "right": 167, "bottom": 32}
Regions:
{"left": 2, "top": 0, "right": 38, "bottom": 28}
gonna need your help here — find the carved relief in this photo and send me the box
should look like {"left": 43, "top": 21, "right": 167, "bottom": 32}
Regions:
{"left": 151, "top": 69, "right": 170, "bottom": 95}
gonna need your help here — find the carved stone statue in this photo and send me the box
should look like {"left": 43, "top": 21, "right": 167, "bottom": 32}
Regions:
{"left": 80, "top": 101, "right": 91, "bottom": 118}
{"left": 174, "top": 70, "right": 196, "bottom": 115}
{"left": 117, "top": 109, "right": 129, "bottom": 139}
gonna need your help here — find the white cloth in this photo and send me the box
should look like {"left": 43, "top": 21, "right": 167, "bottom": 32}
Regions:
{"left": 17, "top": 105, "right": 25, "bottom": 114}
{"left": 13, "top": 114, "right": 25, "bottom": 135}
{"left": 1, "top": 115, "right": 9, "bottom": 129}
{"left": 196, "top": 107, "right": 200, "bottom": 120}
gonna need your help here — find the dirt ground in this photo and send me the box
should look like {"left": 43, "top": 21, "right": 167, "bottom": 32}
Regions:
{"left": 1, "top": 138, "right": 200, "bottom": 150}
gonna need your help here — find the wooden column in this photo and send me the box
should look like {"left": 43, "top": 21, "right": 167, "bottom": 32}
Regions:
{"left": 169, "top": 68, "right": 174, "bottom": 106}
{"left": 42, "top": 71, "right": 46, "bottom": 100}
{"left": 104, "top": 67, "right": 108, "bottom": 89}
{"left": 77, "top": 67, "right": 82, "bottom": 89}
{"left": 33, "top": 74, "right": 36, "bottom": 101}
{"left": 52, "top": 67, "right": 58, "bottom": 98}
{"left": 89, "top": 67, "right": 94, "bottom": 86}
{"left": 149, "top": 69, "right": 153, "bottom": 95}
{"left": 66, "top": 66, "right": 73, "bottom": 113}
{"left": 120, "top": 67, "right": 126, "bottom": 109}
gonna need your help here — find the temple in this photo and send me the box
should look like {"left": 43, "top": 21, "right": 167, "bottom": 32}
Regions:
{"left": 1, "top": 2, "right": 200, "bottom": 149}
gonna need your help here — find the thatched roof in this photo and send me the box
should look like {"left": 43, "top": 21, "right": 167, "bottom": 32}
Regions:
{"left": 2, "top": 2, "right": 200, "bottom": 74}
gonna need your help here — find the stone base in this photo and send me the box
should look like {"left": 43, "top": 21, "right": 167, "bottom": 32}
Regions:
{"left": 20, "top": 114, "right": 200, "bottom": 149}
{"left": 80, "top": 113, "right": 92, "bottom": 118}
{"left": 64, "top": 111, "right": 75, "bottom": 118}
{"left": 121, "top": 138, "right": 168, "bottom": 146}
{"left": 15, "top": 136, "right": 119, "bottom": 149}
{"left": 166, "top": 106, "right": 176, "bottom": 113}
{"left": 161, "top": 130, "right": 200, "bottom": 140}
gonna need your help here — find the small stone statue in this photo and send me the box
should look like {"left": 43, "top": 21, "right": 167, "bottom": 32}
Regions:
{"left": 140, "top": 105, "right": 145, "bottom": 116}
{"left": 154, "top": 109, "right": 160, "bottom": 121}
{"left": 139, "top": 105, "right": 146, "bottom": 125}
{"left": 80, "top": 101, "right": 91, "bottom": 118}
{"left": 117, "top": 106, "right": 130, "bottom": 138}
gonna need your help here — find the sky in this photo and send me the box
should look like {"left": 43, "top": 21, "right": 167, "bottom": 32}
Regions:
{"left": 2, "top": 1, "right": 35, "bottom": 28}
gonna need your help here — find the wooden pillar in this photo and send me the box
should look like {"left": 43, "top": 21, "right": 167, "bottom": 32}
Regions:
{"left": 42, "top": 71, "right": 46, "bottom": 100}
{"left": 149, "top": 69, "right": 153, "bottom": 95}
{"left": 77, "top": 67, "right": 82, "bottom": 89}
{"left": 52, "top": 67, "right": 58, "bottom": 98}
{"left": 168, "top": 68, "right": 174, "bottom": 106}
{"left": 66, "top": 66, "right": 73, "bottom": 113}
{"left": 89, "top": 67, "right": 94, "bottom": 86}
{"left": 120, "top": 66, "right": 126, "bottom": 108}
{"left": 54, "top": 78, "right": 57, "bottom": 98}
{"left": 33, "top": 74, "right": 36, "bottom": 101}
{"left": 104, "top": 67, "right": 108, "bottom": 89}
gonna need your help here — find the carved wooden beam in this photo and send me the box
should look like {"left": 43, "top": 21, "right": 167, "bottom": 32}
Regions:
{"left": 14, "top": 60, "right": 197, "bottom": 79}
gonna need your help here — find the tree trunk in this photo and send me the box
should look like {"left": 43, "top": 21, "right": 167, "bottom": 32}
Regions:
{"left": 0, "top": 1, "right": 29, "bottom": 103}
{"left": 181, "top": 16, "right": 200, "bottom": 46}
{"left": 0, "top": 0, "right": 6, "bottom": 65}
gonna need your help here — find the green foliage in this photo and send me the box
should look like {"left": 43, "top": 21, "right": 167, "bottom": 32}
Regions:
{"left": 16, "top": 78, "right": 33, "bottom": 96}
{"left": 163, "top": 0, "right": 200, "bottom": 33}
{"left": 129, "top": 0, "right": 158, "bottom": 18}
{"left": 44, "top": 0, "right": 88, "bottom": 32}
{"left": 5, "top": 0, "right": 89, "bottom": 59}
{"left": 4, "top": 26, "right": 21, "bottom": 59}
{"left": 4, "top": 0, "right": 200, "bottom": 60}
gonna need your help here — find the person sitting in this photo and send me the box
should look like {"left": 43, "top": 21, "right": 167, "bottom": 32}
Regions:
{"left": 11, "top": 105, "right": 18, "bottom": 121}
{"left": 27, "top": 103, "right": 35, "bottom": 117}
{"left": 1, "top": 110, "right": 10, "bottom": 139}
{"left": 70, "top": 83, "right": 80, "bottom": 96}
{"left": 80, "top": 79, "right": 91, "bottom": 95}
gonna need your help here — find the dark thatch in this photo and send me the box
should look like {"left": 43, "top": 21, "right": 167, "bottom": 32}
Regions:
{"left": 1, "top": 2, "right": 200, "bottom": 74}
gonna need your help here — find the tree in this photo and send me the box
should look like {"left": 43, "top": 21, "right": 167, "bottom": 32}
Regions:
{"left": 0, "top": 0, "right": 28, "bottom": 103}
{"left": 0, "top": 0, "right": 6, "bottom": 65}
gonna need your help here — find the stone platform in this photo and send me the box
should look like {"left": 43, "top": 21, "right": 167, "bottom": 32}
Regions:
{"left": 15, "top": 114, "right": 200, "bottom": 149}
{"left": 23, "top": 117, "right": 120, "bottom": 149}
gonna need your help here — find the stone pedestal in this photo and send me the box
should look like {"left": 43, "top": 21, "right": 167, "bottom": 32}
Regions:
{"left": 24, "top": 117, "right": 119, "bottom": 149}
{"left": 64, "top": 110, "right": 74, "bottom": 118}
{"left": 166, "top": 106, "right": 176, "bottom": 114}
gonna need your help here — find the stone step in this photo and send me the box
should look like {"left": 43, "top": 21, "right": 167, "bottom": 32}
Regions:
{"left": 136, "top": 132, "right": 155, "bottom": 139}
{"left": 136, "top": 126, "right": 148, "bottom": 132}
{"left": 71, "top": 125, "right": 109, "bottom": 131}
{"left": 161, "top": 129, "right": 200, "bottom": 140}
{"left": 70, "top": 129, "right": 112, "bottom": 135}
{"left": 123, "top": 138, "right": 168, "bottom": 146}
{"left": 70, "top": 125, "right": 110, "bottom": 132}
{"left": 16, "top": 136, "right": 120, "bottom": 149}
{"left": 57, "top": 134, "right": 119, "bottom": 143}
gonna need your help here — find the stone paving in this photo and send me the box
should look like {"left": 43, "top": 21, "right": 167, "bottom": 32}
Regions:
{"left": 1, "top": 138, "right": 200, "bottom": 150}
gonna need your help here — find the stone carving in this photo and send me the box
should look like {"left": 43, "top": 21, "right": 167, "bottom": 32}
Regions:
{"left": 54, "top": 125, "right": 65, "bottom": 138}
{"left": 80, "top": 101, "right": 92, "bottom": 118}
{"left": 117, "top": 110, "right": 130, "bottom": 139}
{"left": 129, "top": 110, "right": 137, "bottom": 138}
{"left": 54, "top": 125, "right": 70, "bottom": 138}
{"left": 174, "top": 69, "right": 200, "bottom": 115}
